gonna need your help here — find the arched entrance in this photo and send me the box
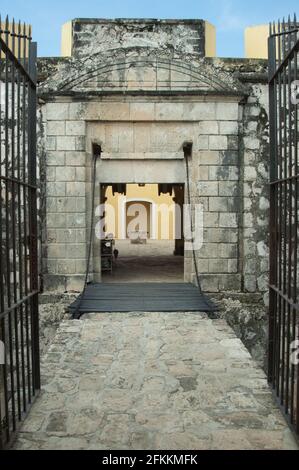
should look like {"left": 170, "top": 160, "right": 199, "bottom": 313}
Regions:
{"left": 123, "top": 198, "right": 155, "bottom": 241}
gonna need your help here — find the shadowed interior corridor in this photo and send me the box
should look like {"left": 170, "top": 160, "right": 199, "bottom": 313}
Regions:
{"left": 102, "top": 256, "right": 184, "bottom": 283}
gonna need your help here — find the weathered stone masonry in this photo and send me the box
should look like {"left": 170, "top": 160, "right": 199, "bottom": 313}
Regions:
{"left": 71, "top": 18, "right": 207, "bottom": 58}
{"left": 36, "top": 20, "right": 270, "bottom": 344}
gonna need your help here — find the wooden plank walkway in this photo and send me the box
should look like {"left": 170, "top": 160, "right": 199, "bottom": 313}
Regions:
{"left": 68, "top": 283, "right": 218, "bottom": 317}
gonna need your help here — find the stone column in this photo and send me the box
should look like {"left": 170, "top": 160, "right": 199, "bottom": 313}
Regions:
{"left": 44, "top": 102, "right": 87, "bottom": 292}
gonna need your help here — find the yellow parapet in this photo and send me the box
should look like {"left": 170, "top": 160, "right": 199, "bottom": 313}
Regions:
{"left": 61, "top": 21, "right": 72, "bottom": 57}
{"left": 245, "top": 24, "right": 269, "bottom": 59}
{"left": 205, "top": 21, "right": 216, "bottom": 57}
{"left": 0, "top": 22, "right": 31, "bottom": 58}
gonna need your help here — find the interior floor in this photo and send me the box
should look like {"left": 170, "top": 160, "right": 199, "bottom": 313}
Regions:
{"left": 114, "top": 239, "right": 175, "bottom": 257}
{"left": 102, "top": 255, "right": 184, "bottom": 283}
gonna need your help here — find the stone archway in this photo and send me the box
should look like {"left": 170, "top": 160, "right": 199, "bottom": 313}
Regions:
{"left": 122, "top": 198, "right": 156, "bottom": 240}
{"left": 40, "top": 47, "right": 247, "bottom": 96}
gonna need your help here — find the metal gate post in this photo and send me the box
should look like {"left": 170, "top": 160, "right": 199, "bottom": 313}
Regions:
{"left": 28, "top": 41, "right": 40, "bottom": 393}
{"left": 0, "top": 16, "right": 40, "bottom": 448}
{"left": 268, "top": 29, "right": 278, "bottom": 384}
{"left": 268, "top": 16, "right": 299, "bottom": 441}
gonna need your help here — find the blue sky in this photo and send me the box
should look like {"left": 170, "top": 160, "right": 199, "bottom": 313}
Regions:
{"left": 1, "top": 0, "right": 297, "bottom": 57}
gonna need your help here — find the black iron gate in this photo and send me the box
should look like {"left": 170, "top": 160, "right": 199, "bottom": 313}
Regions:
{"left": 0, "top": 16, "right": 39, "bottom": 449}
{"left": 268, "top": 16, "right": 299, "bottom": 439}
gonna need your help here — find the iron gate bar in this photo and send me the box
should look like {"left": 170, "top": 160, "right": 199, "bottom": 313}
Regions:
{"left": 269, "top": 37, "right": 299, "bottom": 83}
{"left": 0, "top": 15, "right": 39, "bottom": 450}
{"left": 0, "top": 37, "right": 35, "bottom": 86}
{"left": 0, "top": 290, "right": 39, "bottom": 320}
{"left": 268, "top": 14, "right": 299, "bottom": 440}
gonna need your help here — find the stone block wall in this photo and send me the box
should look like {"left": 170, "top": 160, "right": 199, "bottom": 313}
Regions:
{"left": 42, "top": 103, "right": 87, "bottom": 291}
{"left": 39, "top": 97, "right": 245, "bottom": 296}
{"left": 191, "top": 101, "right": 241, "bottom": 293}
{"left": 241, "top": 83, "right": 269, "bottom": 306}
{"left": 71, "top": 19, "right": 206, "bottom": 58}
{"left": 37, "top": 53, "right": 270, "bottom": 304}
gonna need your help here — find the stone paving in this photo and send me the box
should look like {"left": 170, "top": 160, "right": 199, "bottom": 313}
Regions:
{"left": 14, "top": 312, "right": 298, "bottom": 450}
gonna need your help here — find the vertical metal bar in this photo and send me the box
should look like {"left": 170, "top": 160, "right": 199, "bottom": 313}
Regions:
{"left": 285, "top": 38, "right": 292, "bottom": 416}
{"left": 4, "top": 16, "right": 17, "bottom": 434}
{"left": 268, "top": 31, "right": 278, "bottom": 384}
{"left": 289, "top": 15, "right": 296, "bottom": 425}
{"left": 16, "top": 20, "right": 26, "bottom": 414}
{"left": 275, "top": 20, "right": 283, "bottom": 397}
{"left": 0, "top": 16, "right": 3, "bottom": 314}
{"left": 11, "top": 19, "right": 22, "bottom": 422}
{"left": 0, "top": 17, "right": 4, "bottom": 449}
{"left": 294, "top": 30, "right": 299, "bottom": 436}
{"left": 22, "top": 25, "right": 31, "bottom": 405}
{"left": 28, "top": 40, "right": 40, "bottom": 393}
{"left": 294, "top": 22, "right": 299, "bottom": 435}
{"left": 0, "top": 316, "right": 10, "bottom": 447}
{"left": 4, "top": 17, "right": 11, "bottom": 322}
{"left": 280, "top": 39, "right": 288, "bottom": 405}
{"left": 276, "top": 22, "right": 282, "bottom": 394}
{"left": 0, "top": 16, "right": 10, "bottom": 449}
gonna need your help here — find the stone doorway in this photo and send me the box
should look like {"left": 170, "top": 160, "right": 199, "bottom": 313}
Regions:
{"left": 42, "top": 96, "right": 248, "bottom": 295}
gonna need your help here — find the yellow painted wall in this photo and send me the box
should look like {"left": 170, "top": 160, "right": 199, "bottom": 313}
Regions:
{"left": 126, "top": 200, "right": 151, "bottom": 239}
{"left": 104, "top": 184, "right": 175, "bottom": 240}
{"left": 0, "top": 23, "right": 31, "bottom": 57}
{"left": 245, "top": 24, "right": 269, "bottom": 59}
{"left": 61, "top": 21, "right": 72, "bottom": 57}
{"left": 205, "top": 21, "right": 216, "bottom": 57}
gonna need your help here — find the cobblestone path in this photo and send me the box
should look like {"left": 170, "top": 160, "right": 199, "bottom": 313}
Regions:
{"left": 14, "top": 312, "right": 297, "bottom": 450}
